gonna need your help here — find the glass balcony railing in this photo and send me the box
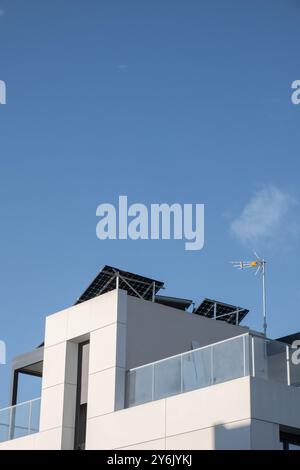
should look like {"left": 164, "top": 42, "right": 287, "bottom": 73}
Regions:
{"left": 0, "top": 397, "right": 41, "bottom": 443}
{"left": 126, "top": 333, "right": 300, "bottom": 408}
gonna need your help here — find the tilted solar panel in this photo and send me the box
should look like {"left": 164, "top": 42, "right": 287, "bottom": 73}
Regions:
{"left": 193, "top": 298, "right": 249, "bottom": 325}
{"left": 75, "top": 265, "right": 164, "bottom": 304}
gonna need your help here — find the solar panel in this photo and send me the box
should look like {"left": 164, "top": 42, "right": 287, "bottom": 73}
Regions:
{"left": 193, "top": 298, "right": 249, "bottom": 325}
{"left": 155, "top": 295, "right": 193, "bottom": 311}
{"left": 75, "top": 265, "right": 164, "bottom": 305}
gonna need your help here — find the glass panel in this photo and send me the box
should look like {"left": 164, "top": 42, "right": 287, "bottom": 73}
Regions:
{"left": 29, "top": 399, "right": 41, "bottom": 434}
{"left": 127, "top": 366, "right": 153, "bottom": 407}
{"left": 154, "top": 356, "right": 181, "bottom": 400}
{"left": 289, "top": 347, "right": 300, "bottom": 387}
{"left": 182, "top": 347, "right": 212, "bottom": 392}
{"left": 253, "top": 336, "right": 268, "bottom": 379}
{"left": 244, "top": 335, "right": 250, "bottom": 376}
{"left": 253, "top": 337, "right": 287, "bottom": 384}
{"left": 125, "top": 335, "right": 252, "bottom": 407}
{"left": 213, "top": 336, "right": 245, "bottom": 385}
{"left": 0, "top": 408, "right": 10, "bottom": 442}
{"left": 266, "top": 341, "right": 287, "bottom": 384}
{"left": 12, "top": 402, "right": 30, "bottom": 439}
{"left": 289, "top": 443, "right": 300, "bottom": 450}
{"left": 0, "top": 399, "right": 41, "bottom": 442}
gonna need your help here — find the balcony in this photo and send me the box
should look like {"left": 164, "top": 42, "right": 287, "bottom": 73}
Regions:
{"left": 0, "top": 333, "right": 300, "bottom": 444}
{"left": 0, "top": 398, "right": 40, "bottom": 443}
{"left": 126, "top": 333, "right": 300, "bottom": 407}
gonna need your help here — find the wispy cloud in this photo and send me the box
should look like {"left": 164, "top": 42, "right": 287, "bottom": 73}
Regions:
{"left": 117, "top": 64, "right": 128, "bottom": 71}
{"left": 230, "top": 185, "right": 298, "bottom": 247}
{"left": 0, "top": 9, "right": 5, "bottom": 17}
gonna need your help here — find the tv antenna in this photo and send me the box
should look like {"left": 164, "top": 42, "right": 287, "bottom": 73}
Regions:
{"left": 231, "top": 252, "right": 267, "bottom": 337}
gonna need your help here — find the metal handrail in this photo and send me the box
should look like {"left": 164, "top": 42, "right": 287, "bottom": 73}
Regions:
{"left": 0, "top": 396, "right": 40, "bottom": 414}
{"left": 0, "top": 397, "right": 41, "bottom": 443}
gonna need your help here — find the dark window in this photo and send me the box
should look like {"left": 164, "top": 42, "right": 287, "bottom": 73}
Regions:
{"left": 280, "top": 430, "right": 300, "bottom": 450}
{"left": 74, "top": 341, "right": 90, "bottom": 450}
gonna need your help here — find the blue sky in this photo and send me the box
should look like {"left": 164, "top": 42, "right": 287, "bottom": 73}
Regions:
{"left": 0, "top": 0, "right": 299, "bottom": 406}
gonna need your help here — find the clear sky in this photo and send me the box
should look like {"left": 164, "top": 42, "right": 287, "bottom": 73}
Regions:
{"left": 0, "top": 0, "right": 299, "bottom": 407}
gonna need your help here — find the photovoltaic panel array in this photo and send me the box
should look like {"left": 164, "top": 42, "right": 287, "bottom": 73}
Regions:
{"left": 75, "top": 265, "right": 164, "bottom": 305}
{"left": 193, "top": 298, "right": 249, "bottom": 325}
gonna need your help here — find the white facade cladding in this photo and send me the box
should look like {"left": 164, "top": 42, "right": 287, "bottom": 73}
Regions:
{"left": 0, "top": 287, "right": 300, "bottom": 450}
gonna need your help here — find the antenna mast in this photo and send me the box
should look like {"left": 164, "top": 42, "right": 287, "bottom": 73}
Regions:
{"left": 231, "top": 252, "right": 267, "bottom": 337}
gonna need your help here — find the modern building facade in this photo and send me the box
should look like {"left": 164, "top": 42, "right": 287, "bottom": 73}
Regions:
{"left": 0, "top": 266, "right": 300, "bottom": 450}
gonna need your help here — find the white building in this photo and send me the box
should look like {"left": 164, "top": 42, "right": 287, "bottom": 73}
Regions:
{"left": 0, "top": 266, "right": 300, "bottom": 450}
